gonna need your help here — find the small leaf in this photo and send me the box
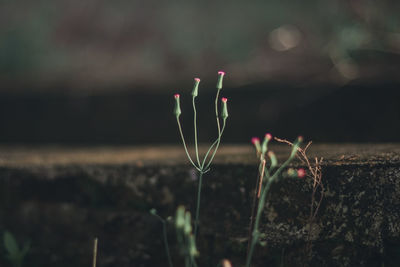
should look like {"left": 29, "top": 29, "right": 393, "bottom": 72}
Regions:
{"left": 4, "top": 231, "right": 20, "bottom": 257}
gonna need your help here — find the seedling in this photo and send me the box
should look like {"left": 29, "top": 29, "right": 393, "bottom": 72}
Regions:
{"left": 246, "top": 134, "right": 305, "bottom": 267}
{"left": 174, "top": 71, "right": 229, "bottom": 239}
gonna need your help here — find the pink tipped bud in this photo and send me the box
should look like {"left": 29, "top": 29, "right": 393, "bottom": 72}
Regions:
{"left": 221, "top": 97, "right": 228, "bottom": 119}
{"left": 298, "top": 136, "right": 304, "bottom": 142}
{"left": 173, "top": 94, "right": 181, "bottom": 117}
{"left": 297, "top": 168, "right": 306, "bottom": 178}
{"left": 265, "top": 133, "right": 272, "bottom": 140}
{"left": 217, "top": 71, "right": 226, "bottom": 89}
{"left": 251, "top": 137, "right": 260, "bottom": 145}
{"left": 192, "top": 78, "right": 200, "bottom": 97}
{"left": 251, "top": 137, "right": 261, "bottom": 154}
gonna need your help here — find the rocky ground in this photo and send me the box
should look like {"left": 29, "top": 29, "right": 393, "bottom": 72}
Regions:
{"left": 0, "top": 143, "right": 399, "bottom": 267}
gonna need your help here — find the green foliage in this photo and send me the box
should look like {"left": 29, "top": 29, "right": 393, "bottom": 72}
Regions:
{"left": 3, "top": 231, "right": 30, "bottom": 267}
{"left": 175, "top": 206, "right": 199, "bottom": 267}
{"left": 245, "top": 135, "right": 303, "bottom": 267}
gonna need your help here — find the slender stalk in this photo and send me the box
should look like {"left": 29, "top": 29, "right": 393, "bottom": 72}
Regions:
{"left": 176, "top": 228, "right": 186, "bottom": 266}
{"left": 162, "top": 221, "right": 174, "bottom": 267}
{"left": 194, "top": 171, "right": 204, "bottom": 238}
{"left": 152, "top": 214, "right": 174, "bottom": 267}
{"left": 246, "top": 145, "right": 298, "bottom": 267}
{"left": 204, "top": 119, "right": 226, "bottom": 170}
{"left": 245, "top": 180, "right": 272, "bottom": 267}
{"left": 215, "top": 89, "right": 222, "bottom": 135}
{"left": 247, "top": 160, "right": 266, "bottom": 256}
{"left": 200, "top": 120, "right": 226, "bottom": 170}
{"left": 192, "top": 96, "right": 201, "bottom": 166}
{"left": 176, "top": 117, "right": 201, "bottom": 171}
{"left": 92, "top": 237, "right": 98, "bottom": 267}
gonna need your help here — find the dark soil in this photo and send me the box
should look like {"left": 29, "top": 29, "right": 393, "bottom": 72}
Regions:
{"left": 0, "top": 144, "right": 399, "bottom": 267}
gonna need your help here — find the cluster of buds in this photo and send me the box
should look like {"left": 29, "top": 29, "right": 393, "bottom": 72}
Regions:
{"left": 287, "top": 168, "right": 306, "bottom": 178}
{"left": 173, "top": 71, "right": 229, "bottom": 174}
{"left": 251, "top": 133, "right": 306, "bottom": 178}
{"left": 173, "top": 71, "right": 228, "bottom": 120}
{"left": 175, "top": 206, "right": 199, "bottom": 257}
{"left": 251, "top": 133, "right": 273, "bottom": 160}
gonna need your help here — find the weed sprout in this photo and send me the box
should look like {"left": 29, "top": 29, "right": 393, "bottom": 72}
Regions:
{"left": 246, "top": 134, "right": 304, "bottom": 267}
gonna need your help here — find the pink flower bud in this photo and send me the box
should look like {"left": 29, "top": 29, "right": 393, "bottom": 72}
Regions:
{"left": 217, "top": 71, "right": 226, "bottom": 89}
{"left": 298, "top": 136, "right": 304, "bottom": 142}
{"left": 251, "top": 137, "right": 260, "bottom": 145}
{"left": 221, "top": 97, "right": 228, "bottom": 119}
{"left": 297, "top": 168, "right": 306, "bottom": 178}
{"left": 192, "top": 78, "right": 200, "bottom": 97}
{"left": 265, "top": 133, "right": 272, "bottom": 140}
{"left": 173, "top": 94, "right": 181, "bottom": 117}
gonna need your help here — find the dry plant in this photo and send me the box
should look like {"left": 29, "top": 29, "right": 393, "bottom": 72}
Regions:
{"left": 274, "top": 137, "right": 324, "bottom": 261}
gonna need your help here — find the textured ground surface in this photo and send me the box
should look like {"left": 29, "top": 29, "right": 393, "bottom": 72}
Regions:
{"left": 0, "top": 143, "right": 399, "bottom": 267}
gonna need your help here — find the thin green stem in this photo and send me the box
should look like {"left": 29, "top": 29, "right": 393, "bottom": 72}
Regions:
{"left": 194, "top": 171, "right": 204, "bottom": 239}
{"left": 201, "top": 139, "right": 219, "bottom": 169}
{"left": 215, "top": 89, "right": 222, "bottom": 135}
{"left": 245, "top": 180, "right": 272, "bottom": 267}
{"left": 204, "top": 119, "right": 226, "bottom": 170}
{"left": 245, "top": 145, "right": 299, "bottom": 267}
{"left": 152, "top": 214, "right": 174, "bottom": 267}
{"left": 190, "top": 256, "right": 198, "bottom": 267}
{"left": 192, "top": 96, "right": 201, "bottom": 167}
{"left": 199, "top": 118, "right": 226, "bottom": 170}
{"left": 177, "top": 229, "right": 190, "bottom": 267}
{"left": 162, "top": 221, "right": 174, "bottom": 267}
{"left": 176, "top": 117, "right": 201, "bottom": 171}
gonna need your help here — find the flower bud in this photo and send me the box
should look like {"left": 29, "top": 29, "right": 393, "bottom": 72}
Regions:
{"left": 188, "top": 234, "right": 199, "bottom": 257}
{"left": 287, "top": 168, "right": 296, "bottom": 177}
{"left": 268, "top": 151, "right": 277, "bottom": 168}
{"left": 173, "top": 94, "right": 181, "bottom": 117}
{"left": 297, "top": 168, "right": 306, "bottom": 178}
{"left": 192, "top": 78, "right": 200, "bottom": 97}
{"left": 221, "top": 97, "right": 228, "bottom": 119}
{"left": 216, "top": 71, "right": 225, "bottom": 89}
{"left": 251, "top": 137, "right": 261, "bottom": 153}
{"left": 184, "top": 211, "right": 192, "bottom": 235}
{"left": 261, "top": 133, "right": 272, "bottom": 154}
{"left": 149, "top": 208, "right": 157, "bottom": 215}
{"left": 175, "top": 205, "right": 185, "bottom": 229}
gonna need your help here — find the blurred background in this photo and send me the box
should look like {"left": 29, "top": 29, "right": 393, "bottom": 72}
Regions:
{"left": 1, "top": 0, "right": 399, "bottom": 144}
